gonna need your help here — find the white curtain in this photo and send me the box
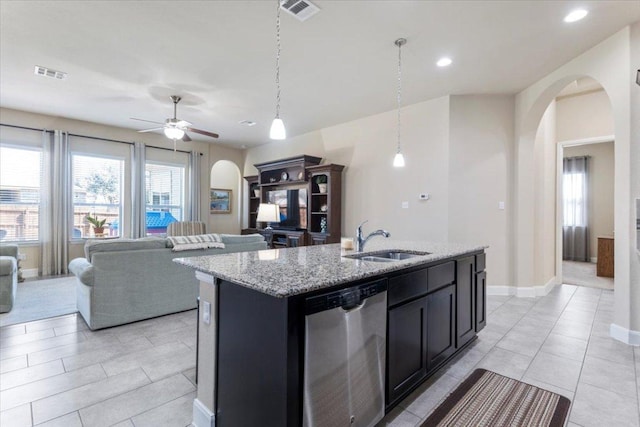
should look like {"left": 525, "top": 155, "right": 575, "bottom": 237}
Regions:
{"left": 131, "top": 142, "right": 146, "bottom": 238}
{"left": 189, "top": 151, "right": 201, "bottom": 221}
{"left": 563, "top": 156, "right": 589, "bottom": 261}
{"left": 40, "top": 130, "right": 70, "bottom": 276}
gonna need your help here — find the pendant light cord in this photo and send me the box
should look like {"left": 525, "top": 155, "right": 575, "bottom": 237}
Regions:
{"left": 396, "top": 39, "right": 404, "bottom": 154}
{"left": 275, "top": 0, "right": 282, "bottom": 119}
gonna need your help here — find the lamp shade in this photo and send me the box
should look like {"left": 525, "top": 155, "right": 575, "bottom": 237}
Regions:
{"left": 257, "top": 203, "right": 280, "bottom": 223}
{"left": 393, "top": 152, "right": 405, "bottom": 168}
{"left": 164, "top": 127, "right": 185, "bottom": 140}
{"left": 269, "top": 118, "right": 286, "bottom": 140}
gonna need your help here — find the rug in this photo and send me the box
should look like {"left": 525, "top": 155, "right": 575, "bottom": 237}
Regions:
{"left": 0, "top": 275, "right": 77, "bottom": 327}
{"left": 422, "top": 369, "right": 571, "bottom": 427}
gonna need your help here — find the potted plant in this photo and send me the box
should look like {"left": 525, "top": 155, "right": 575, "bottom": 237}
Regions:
{"left": 85, "top": 214, "right": 107, "bottom": 236}
{"left": 315, "top": 175, "right": 328, "bottom": 194}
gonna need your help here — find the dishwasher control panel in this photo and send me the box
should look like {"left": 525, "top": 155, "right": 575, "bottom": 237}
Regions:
{"left": 305, "top": 279, "right": 387, "bottom": 315}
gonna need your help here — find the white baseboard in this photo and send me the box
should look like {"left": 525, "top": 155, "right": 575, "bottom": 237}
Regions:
{"left": 487, "top": 277, "right": 557, "bottom": 298}
{"left": 21, "top": 268, "right": 38, "bottom": 279}
{"left": 610, "top": 323, "right": 640, "bottom": 346}
{"left": 192, "top": 398, "right": 215, "bottom": 427}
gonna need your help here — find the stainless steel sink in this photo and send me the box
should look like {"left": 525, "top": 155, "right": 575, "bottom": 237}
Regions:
{"left": 345, "top": 250, "right": 431, "bottom": 262}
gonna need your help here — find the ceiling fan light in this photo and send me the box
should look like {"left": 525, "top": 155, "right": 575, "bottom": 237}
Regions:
{"left": 164, "top": 127, "right": 185, "bottom": 140}
{"left": 269, "top": 118, "right": 286, "bottom": 140}
{"left": 393, "top": 152, "right": 405, "bottom": 168}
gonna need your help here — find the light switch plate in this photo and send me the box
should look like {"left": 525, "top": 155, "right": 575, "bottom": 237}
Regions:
{"left": 402, "top": 201, "right": 409, "bottom": 209}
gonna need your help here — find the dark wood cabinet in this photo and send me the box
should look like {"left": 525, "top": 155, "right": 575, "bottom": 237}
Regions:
{"left": 387, "top": 252, "right": 485, "bottom": 407}
{"left": 244, "top": 156, "right": 343, "bottom": 246}
{"left": 474, "top": 253, "right": 486, "bottom": 332}
{"left": 387, "top": 296, "right": 427, "bottom": 405}
{"left": 426, "top": 284, "right": 456, "bottom": 371}
{"left": 456, "top": 256, "right": 475, "bottom": 348}
{"left": 475, "top": 270, "right": 487, "bottom": 332}
{"left": 244, "top": 175, "right": 260, "bottom": 230}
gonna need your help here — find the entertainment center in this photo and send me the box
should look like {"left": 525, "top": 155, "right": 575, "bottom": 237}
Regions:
{"left": 242, "top": 155, "right": 344, "bottom": 247}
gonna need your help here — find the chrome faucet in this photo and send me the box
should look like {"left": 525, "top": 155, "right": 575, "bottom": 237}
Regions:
{"left": 355, "top": 220, "right": 390, "bottom": 252}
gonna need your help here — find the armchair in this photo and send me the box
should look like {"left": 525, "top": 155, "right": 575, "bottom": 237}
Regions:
{"left": 0, "top": 244, "right": 18, "bottom": 313}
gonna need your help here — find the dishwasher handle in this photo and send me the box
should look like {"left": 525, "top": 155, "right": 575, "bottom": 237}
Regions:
{"left": 305, "top": 279, "right": 387, "bottom": 316}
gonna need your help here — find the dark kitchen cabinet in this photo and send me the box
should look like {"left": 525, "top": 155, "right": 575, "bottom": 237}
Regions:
{"left": 456, "top": 256, "right": 475, "bottom": 348}
{"left": 474, "top": 253, "right": 487, "bottom": 332}
{"left": 387, "top": 296, "right": 427, "bottom": 405}
{"left": 426, "top": 284, "right": 456, "bottom": 371}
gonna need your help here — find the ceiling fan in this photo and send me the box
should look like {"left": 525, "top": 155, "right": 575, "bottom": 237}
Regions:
{"left": 131, "top": 95, "right": 219, "bottom": 144}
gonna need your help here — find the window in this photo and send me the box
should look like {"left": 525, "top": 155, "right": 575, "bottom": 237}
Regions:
{"left": 0, "top": 146, "right": 42, "bottom": 241}
{"left": 72, "top": 154, "right": 123, "bottom": 238}
{"left": 145, "top": 162, "right": 184, "bottom": 235}
{"left": 563, "top": 172, "right": 585, "bottom": 227}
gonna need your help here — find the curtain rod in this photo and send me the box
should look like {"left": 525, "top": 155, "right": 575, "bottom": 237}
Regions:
{"left": 1, "top": 123, "right": 203, "bottom": 156}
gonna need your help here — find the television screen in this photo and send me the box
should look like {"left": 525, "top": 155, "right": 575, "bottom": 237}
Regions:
{"left": 267, "top": 188, "right": 307, "bottom": 229}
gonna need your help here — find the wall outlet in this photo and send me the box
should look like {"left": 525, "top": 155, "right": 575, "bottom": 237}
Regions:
{"left": 419, "top": 193, "right": 430, "bottom": 200}
{"left": 17, "top": 253, "right": 27, "bottom": 261}
{"left": 498, "top": 201, "right": 505, "bottom": 210}
{"left": 202, "top": 301, "right": 211, "bottom": 325}
{"left": 401, "top": 201, "right": 409, "bottom": 209}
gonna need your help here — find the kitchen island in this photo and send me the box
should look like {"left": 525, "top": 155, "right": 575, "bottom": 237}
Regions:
{"left": 175, "top": 240, "right": 487, "bottom": 427}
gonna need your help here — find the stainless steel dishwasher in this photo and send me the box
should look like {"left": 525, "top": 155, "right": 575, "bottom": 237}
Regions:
{"left": 303, "top": 279, "right": 387, "bottom": 427}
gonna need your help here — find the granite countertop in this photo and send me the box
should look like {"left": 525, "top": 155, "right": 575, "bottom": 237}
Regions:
{"left": 174, "top": 240, "right": 487, "bottom": 298}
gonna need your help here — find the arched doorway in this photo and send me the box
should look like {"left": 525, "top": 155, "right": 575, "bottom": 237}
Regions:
{"left": 531, "top": 77, "right": 615, "bottom": 290}
{"left": 210, "top": 160, "right": 242, "bottom": 234}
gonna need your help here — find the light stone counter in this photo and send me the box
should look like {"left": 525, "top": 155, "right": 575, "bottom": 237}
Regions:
{"left": 174, "top": 240, "right": 487, "bottom": 298}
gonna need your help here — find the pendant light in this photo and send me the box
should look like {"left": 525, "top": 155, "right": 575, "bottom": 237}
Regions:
{"left": 269, "top": 0, "right": 286, "bottom": 140}
{"left": 393, "top": 38, "right": 406, "bottom": 168}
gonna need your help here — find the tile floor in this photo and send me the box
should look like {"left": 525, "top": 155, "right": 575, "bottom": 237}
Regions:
{"left": 0, "top": 284, "right": 638, "bottom": 426}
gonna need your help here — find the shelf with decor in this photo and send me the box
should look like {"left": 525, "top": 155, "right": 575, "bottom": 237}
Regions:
{"left": 244, "top": 175, "right": 260, "bottom": 230}
{"left": 243, "top": 156, "right": 343, "bottom": 246}
{"left": 306, "top": 164, "right": 344, "bottom": 244}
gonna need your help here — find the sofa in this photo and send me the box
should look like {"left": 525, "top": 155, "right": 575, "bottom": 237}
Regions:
{"left": 68, "top": 234, "right": 267, "bottom": 330}
{"left": 0, "top": 244, "right": 18, "bottom": 313}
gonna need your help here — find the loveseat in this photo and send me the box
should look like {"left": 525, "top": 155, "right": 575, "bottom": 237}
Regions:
{"left": 68, "top": 234, "right": 267, "bottom": 329}
{"left": 0, "top": 244, "right": 18, "bottom": 313}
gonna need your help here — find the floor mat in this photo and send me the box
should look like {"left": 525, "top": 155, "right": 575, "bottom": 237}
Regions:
{"left": 0, "top": 275, "right": 77, "bottom": 327}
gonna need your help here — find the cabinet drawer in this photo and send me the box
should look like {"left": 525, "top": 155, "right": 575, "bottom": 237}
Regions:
{"left": 388, "top": 269, "right": 428, "bottom": 307}
{"left": 475, "top": 253, "right": 486, "bottom": 272}
{"left": 427, "top": 262, "right": 455, "bottom": 292}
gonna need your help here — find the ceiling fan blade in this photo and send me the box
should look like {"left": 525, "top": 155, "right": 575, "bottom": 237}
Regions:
{"left": 130, "top": 117, "right": 164, "bottom": 125}
{"left": 186, "top": 127, "right": 219, "bottom": 139}
{"left": 182, "top": 133, "right": 192, "bottom": 142}
{"left": 138, "top": 127, "right": 164, "bottom": 133}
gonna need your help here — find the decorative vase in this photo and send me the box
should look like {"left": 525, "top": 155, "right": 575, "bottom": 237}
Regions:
{"left": 318, "top": 183, "right": 327, "bottom": 194}
{"left": 320, "top": 217, "right": 327, "bottom": 233}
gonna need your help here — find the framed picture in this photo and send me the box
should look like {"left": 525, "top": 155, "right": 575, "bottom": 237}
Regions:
{"left": 210, "top": 188, "right": 231, "bottom": 214}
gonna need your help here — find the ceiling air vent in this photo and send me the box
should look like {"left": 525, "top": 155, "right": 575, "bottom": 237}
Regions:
{"left": 34, "top": 65, "right": 67, "bottom": 80}
{"left": 280, "top": 0, "right": 320, "bottom": 22}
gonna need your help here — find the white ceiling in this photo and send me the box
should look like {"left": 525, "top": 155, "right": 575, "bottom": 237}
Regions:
{"left": 1, "top": 1, "right": 638, "bottom": 148}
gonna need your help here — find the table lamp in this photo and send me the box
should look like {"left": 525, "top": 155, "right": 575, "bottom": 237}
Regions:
{"left": 257, "top": 203, "right": 280, "bottom": 230}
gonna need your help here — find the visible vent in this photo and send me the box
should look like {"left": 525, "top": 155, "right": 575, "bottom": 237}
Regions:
{"left": 280, "top": 0, "right": 320, "bottom": 22}
{"left": 34, "top": 65, "right": 67, "bottom": 80}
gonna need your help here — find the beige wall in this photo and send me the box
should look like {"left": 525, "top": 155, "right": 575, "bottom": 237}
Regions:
{"left": 514, "top": 26, "right": 638, "bottom": 335}
{"left": 556, "top": 90, "right": 614, "bottom": 141}
{"left": 245, "top": 96, "right": 452, "bottom": 243}
{"left": 629, "top": 22, "right": 639, "bottom": 332}
{"left": 244, "top": 95, "right": 516, "bottom": 286}
{"left": 209, "top": 160, "right": 241, "bottom": 234}
{"left": 448, "top": 95, "right": 514, "bottom": 286}
{"left": 564, "top": 142, "right": 615, "bottom": 260}
{"left": 533, "top": 101, "right": 557, "bottom": 286}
